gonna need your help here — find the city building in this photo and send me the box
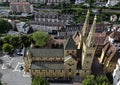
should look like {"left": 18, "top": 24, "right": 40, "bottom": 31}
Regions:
{"left": 30, "top": 12, "right": 73, "bottom": 32}
{"left": 106, "top": 0, "right": 120, "bottom": 7}
{"left": 16, "top": 22, "right": 33, "bottom": 34}
{"left": 75, "top": 0, "right": 85, "bottom": 5}
{"left": 34, "top": 12, "right": 73, "bottom": 24}
{"left": 10, "top": 2, "right": 33, "bottom": 13}
{"left": 24, "top": 10, "right": 97, "bottom": 79}
{"left": 0, "top": 0, "right": 8, "bottom": 3}
{"left": 28, "top": 0, "right": 70, "bottom": 5}
{"left": 113, "top": 58, "right": 120, "bottom": 85}
{"left": 28, "top": 0, "right": 46, "bottom": 4}
{"left": 8, "top": 0, "right": 27, "bottom": 2}
{"left": 99, "top": 31, "right": 120, "bottom": 72}
{"left": 29, "top": 21, "right": 65, "bottom": 33}
{"left": 57, "top": 24, "right": 82, "bottom": 39}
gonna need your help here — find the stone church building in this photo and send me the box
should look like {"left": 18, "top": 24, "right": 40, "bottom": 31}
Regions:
{"left": 24, "top": 10, "right": 97, "bottom": 78}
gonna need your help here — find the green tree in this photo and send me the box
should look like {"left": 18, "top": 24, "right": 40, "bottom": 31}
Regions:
{"left": 32, "top": 31, "right": 50, "bottom": 47}
{"left": 96, "top": 75, "right": 109, "bottom": 85}
{"left": 0, "top": 39, "right": 3, "bottom": 48}
{"left": 3, "top": 36, "right": 11, "bottom": 43}
{"left": 32, "top": 76, "right": 50, "bottom": 85}
{"left": 82, "top": 75, "right": 95, "bottom": 85}
{"left": 19, "top": 35, "right": 32, "bottom": 47}
{"left": 0, "top": 19, "right": 12, "bottom": 33}
{"left": 82, "top": 75, "right": 109, "bottom": 85}
{"left": 2, "top": 43, "right": 13, "bottom": 53}
{"left": 9, "top": 36, "right": 20, "bottom": 48}
{"left": 3, "top": 36, "right": 20, "bottom": 48}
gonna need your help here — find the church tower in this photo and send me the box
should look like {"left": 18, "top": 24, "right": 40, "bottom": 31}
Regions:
{"left": 78, "top": 10, "right": 90, "bottom": 49}
{"left": 81, "top": 16, "right": 97, "bottom": 76}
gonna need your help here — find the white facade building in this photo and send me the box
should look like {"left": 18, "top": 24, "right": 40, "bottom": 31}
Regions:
{"left": 16, "top": 22, "right": 30, "bottom": 33}
{"left": 106, "top": 0, "right": 120, "bottom": 7}
{"left": 75, "top": 0, "right": 85, "bottom": 5}
{"left": 0, "top": 0, "right": 7, "bottom": 2}
{"left": 113, "top": 58, "right": 120, "bottom": 85}
{"left": 10, "top": 2, "right": 33, "bottom": 13}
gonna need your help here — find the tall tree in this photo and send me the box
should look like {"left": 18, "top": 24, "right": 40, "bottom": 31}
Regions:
{"left": 0, "top": 19, "right": 12, "bottom": 33}
{"left": 82, "top": 75, "right": 95, "bottom": 85}
{"left": 32, "top": 76, "right": 50, "bottom": 85}
{"left": 96, "top": 75, "right": 109, "bottom": 85}
{"left": 32, "top": 31, "right": 50, "bottom": 47}
{"left": 82, "top": 75, "right": 109, "bottom": 85}
{"left": 2, "top": 43, "right": 13, "bottom": 53}
{"left": 19, "top": 35, "right": 32, "bottom": 47}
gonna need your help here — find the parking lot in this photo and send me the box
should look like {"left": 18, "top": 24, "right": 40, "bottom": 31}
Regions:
{"left": 0, "top": 54, "right": 31, "bottom": 85}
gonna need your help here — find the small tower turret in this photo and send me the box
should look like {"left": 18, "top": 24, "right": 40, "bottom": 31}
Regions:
{"left": 81, "top": 16, "right": 97, "bottom": 77}
{"left": 78, "top": 10, "right": 90, "bottom": 49}
{"left": 86, "top": 15, "right": 96, "bottom": 47}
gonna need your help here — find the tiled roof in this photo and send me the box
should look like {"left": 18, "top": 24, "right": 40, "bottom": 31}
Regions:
{"left": 94, "top": 37, "right": 105, "bottom": 45}
{"left": 102, "top": 43, "right": 110, "bottom": 53}
{"left": 106, "top": 44, "right": 119, "bottom": 62}
{"left": 64, "top": 36, "right": 77, "bottom": 50}
{"left": 30, "top": 21, "right": 65, "bottom": 26}
{"left": 10, "top": 2, "right": 30, "bottom": 5}
{"left": 72, "top": 31, "right": 80, "bottom": 45}
{"left": 35, "top": 12, "right": 72, "bottom": 20}
{"left": 102, "top": 42, "right": 120, "bottom": 63}
{"left": 109, "top": 32, "right": 120, "bottom": 40}
{"left": 31, "top": 61, "right": 64, "bottom": 70}
{"left": 29, "top": 48, "right": 64, "bottom": 57}
{"left": 104, "top": 31, "right": 120, "bottom": 44}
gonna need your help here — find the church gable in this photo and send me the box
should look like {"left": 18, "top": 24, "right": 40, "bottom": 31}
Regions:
{"left": 64, "top": 36, "right": 77, "bottom": 50}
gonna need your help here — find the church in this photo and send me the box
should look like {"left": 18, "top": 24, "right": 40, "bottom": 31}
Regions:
{"left": 24, "top": 10, "right": 97, "bottom": 79}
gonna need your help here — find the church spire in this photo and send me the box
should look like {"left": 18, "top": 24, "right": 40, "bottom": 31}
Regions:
{"left": 86, "top": 15, "right": 97, "bottom": 47}
{"left": 82, "top": 10, "right": 90, "bottom": 37}
{"left": 77, "top": 10, "right": 90, "bottom": 49}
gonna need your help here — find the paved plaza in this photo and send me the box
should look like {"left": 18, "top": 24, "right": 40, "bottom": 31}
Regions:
{"left": 0, "top": 54, "right": 31, "bottom": 85}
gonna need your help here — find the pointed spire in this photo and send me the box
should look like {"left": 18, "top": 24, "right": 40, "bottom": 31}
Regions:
{"left": 82, "top": 10, "right": 90, "bottom": 37}
{"left": 86, "top": 15, "right": 97, "bottom": 47}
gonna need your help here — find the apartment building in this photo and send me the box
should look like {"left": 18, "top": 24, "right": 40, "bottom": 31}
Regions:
{"left": 28, "top": 0, "right": 70, "bottom": 4}
{"left": 10, "top": 2, "right": 33, "bottom": 13}
{"left": 30, "top": 12, "right": 73, "bottom": 32}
